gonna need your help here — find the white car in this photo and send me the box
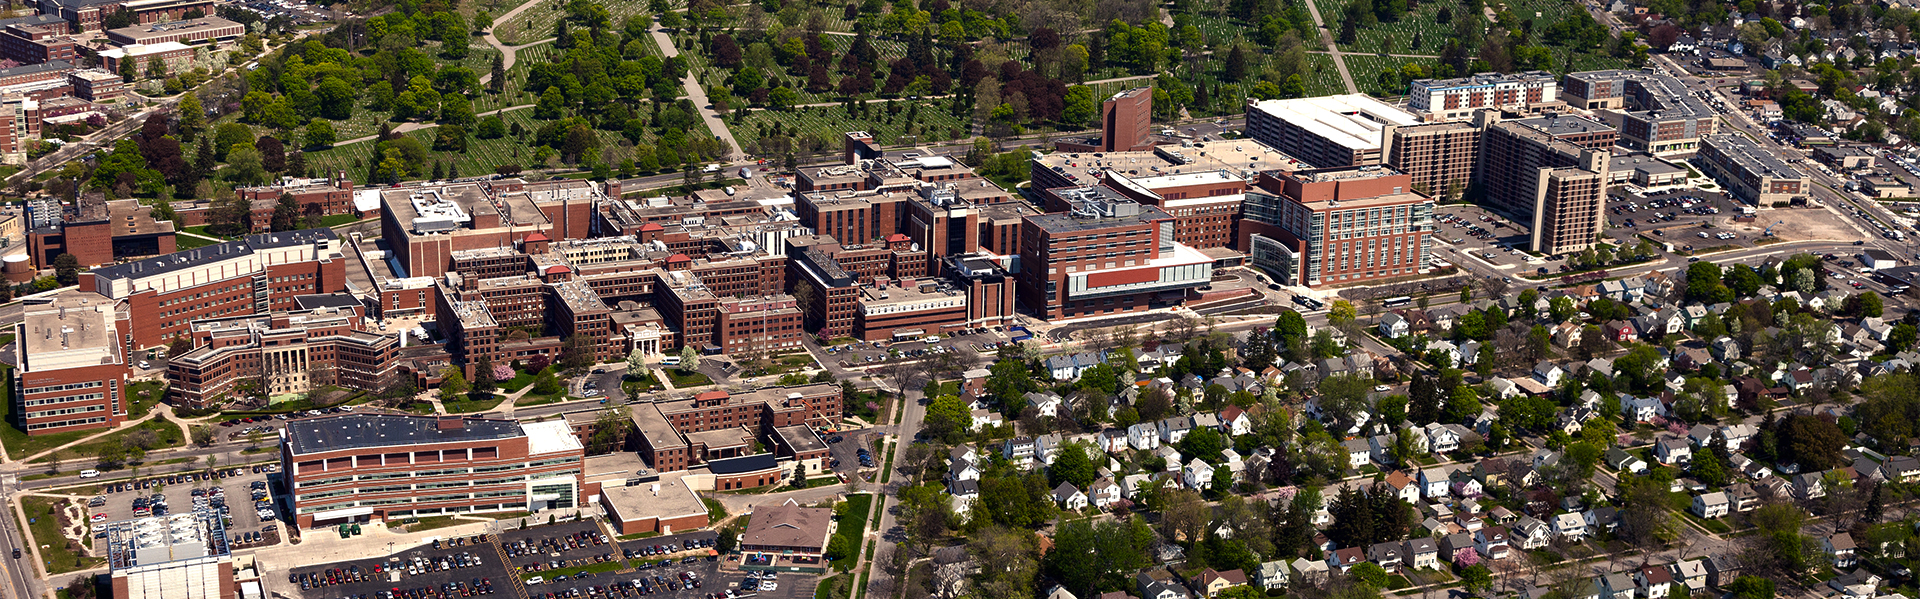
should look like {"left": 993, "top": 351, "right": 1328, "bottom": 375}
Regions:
{"left": 1373, "top": 385, "right": 1390, "bottom": 392}
{"left": 759, "top": 582, "right": 778, "bottom": 592}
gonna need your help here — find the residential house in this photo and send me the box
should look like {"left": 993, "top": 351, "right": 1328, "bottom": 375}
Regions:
{"left": 1158, "top": 417, "right": 1194, "bottom": 445}
{"left": 1553, "top": 512, "right": 1589, "bottom": 540}
{"left": 1828, "top": 532, "right": 1858, "bottom": 568}
{"left": 1512, "top": 516, "right": 1552, "bottom": 550}
{"left": 1584, "top": 506, "right": 1619, "bottom": 533}
{"left": 1623, "top": 395, "right": 1666, "bottom": 423}
{"left": 1600, "top": 573, "right": 1636, "bottom": 599}
{"left": 1692, "top": 492, "right": 1730, "bottom": 519}
{"left": 1088, "top": 478, "right": 1123, "bottom": 509}
{"left": 1721, "top": 424, "right": 1757, "bottom": 450}
{"left": 1793, "top": 472, "right": 1827, "bottom": 500}
{"left": 1369, "top": 434, "right": 1401, "bottom": 466}
{"left": 1380, "top": 313, "right": 1410, "bottom": 339}
{"left": 1728, "top": 483, "right": 1760, "bottom": 512}
{"left": 1475, "top": 526, "right": 1512, "bottom": 560}
{"left": 1006, "top": 437, "right": 1039, "bottom": 467}
{"left": 1656, "top": 436, "right": 1693, "bottom": 465}
{"left": 1368, "top": 542, "right": 1405, "bottom": 569}
{"left": 1427, "top": 424, "right": 1463, "bottom": 453}
{"left": 1405, "top": 538, "right": 1439, "bottom": 570}
{"left": 1534, "top": 362, "right": 1565, "bottom": 386}
{"left": 1054, "top": 482, "right": 1088, "bottom": 510}
{"left": 1220, "top": 406, "right": 1252, "bottom": 437}
{"left": 1606, "top": 447, "right": 1649, "bottom": 474}
{"left": 1136, "top": 570, "right": 1192, "bottom": 599}
{"left": 1098, "top": 429, "right": 1130, "bottom": 454}
{"left": 1383, "top": 471, "right": 1420, "bottom": 504}
{"left": 1419, "top": 467, "right": 1451, "bottom": 499}
{"left": 1327, "top": 547, "right": 1366, "bottom": 573}
{"left": 1704, "top": 555, "right": 1743, "bottom": 588}
{"left": 1184, "top": 458, "right": 1217, "bottom": 491}
{"left": 1673, "top": 560, "right": 1709, "bottom": 593}
{"left": 1255, "top": 560, "right": 1288, "bottom": 591}
{"left": 1604, "top": 320, "right": 1639, "bottom": 343}
{"left": 1637, "top": 565, "right": 1674, "bottom": 599}
{"left": 950, "top": 479, "right": 980, "bottom": 513}
{"left": 1290, "top": 559, "right": 1328, "bottom": 586}
{"left": 1047, "top": 585, "right": 1077, "bottom": 599}
{"left": 1343, "top": 439, "right": 1371, "bottom": 469}
{"left": 1193, "top": 569, "right": 1246, "bottom": 598}
{"left": 1883, "top": 456, "right": 1920, "bottom": 483}
{"left": 1128, "top": 423, "right": 1161, "bottom": 450}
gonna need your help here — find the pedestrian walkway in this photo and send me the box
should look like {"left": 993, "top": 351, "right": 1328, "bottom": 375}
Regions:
{"left": 647, "top": 25, "right": 745, "bottom": 162}
{"left": 1299, "top": 0, "right": 1359, "bottom": 94}
{"left": 10, "top": 404, "right": 177, "bottom": 464}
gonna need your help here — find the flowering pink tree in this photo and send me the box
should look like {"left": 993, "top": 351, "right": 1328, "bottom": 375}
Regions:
{"left": 492, "top": 364, "right": 514, "bottom": 382}
{"left": 1666, "top": 420, "right": 1689, "bottom": 436}
{"left": 1649, "top": 415, "right": 1668, "bottom": 429}
{"left": 1453, "top": 547, "right": 1480, "bottom": 566}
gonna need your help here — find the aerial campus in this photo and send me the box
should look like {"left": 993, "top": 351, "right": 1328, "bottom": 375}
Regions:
{"left": 19, "top": 1, "right": 1920, "bottom": 599}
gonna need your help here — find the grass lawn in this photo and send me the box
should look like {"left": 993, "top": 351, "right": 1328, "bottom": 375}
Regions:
{"left": 830, "top": 494, "right": 873, "bottom": 572}
{"left": 815, "top": 574, "right": 851, "bottom": 599}
{"left": 664, "top": 368, "right": 711, "bottom": 388}
{"left": 298, "top": 106, "right": 655, "bottom": 184}
{"left": 478, "top": 511, "right": 532, "bottom": 520}
{"left": 22, "top": 496, "right": 104, "bottom": 574}
{"left": 181, "top": 224, "right": 240, "bottom": 240}
{"left": 320, "top": 214, "right": 364, "bottom": 228}
{"left": 1678, "top": 508, "right": 1733, "bottom": 534}
{"left": 38, "top": 417, "right": 188, "bottom": 465}
{"left": 1311, "top": 0, "right": 1459, "bottom": 54}
{"left": 401, "top": 516, "right": 466, "bottom": 532}
{"left": 442, "top": 394, "right": 507, "bottom": 414}
{"left": 1344, "top": 54, "right": 1443, "bottom": 96}
{"left": 515, "top": 394, "right": 568, "bottom": 407}
{"left": 703, "top": 498, "right": 728, "bottom": 522}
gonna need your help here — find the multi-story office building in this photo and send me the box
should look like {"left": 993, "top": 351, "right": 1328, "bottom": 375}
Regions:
{"left": 1695, "top": 134, "right": 1808, "bottom": 204}
{"left": 79, "top": 227, "right": 346, "bottom": 349}
{"left": 1406, "top": 71, "right": 1560, "bottom": 121}
{"left": 104, "top": 16, "right": 244, "bottom": 45}
{"left": 1240, "top": 166, "right": 1434, "bottom": 287}
{"left": 631, "top": 383, "right": 842, "bottom": 474}
{"left": 166, "top": 295, "right": 400, "bottom": 408}
{"left": 1016, "top": 187, "right": 1213, "bottom": 320}
{"left": 1245, "top": 94, "right": 1421, "bottom": 168}
{"left": 13, "top": 291, "right": 130, "bottom": 435}
{"left": 378, "top": 179, "right": 603, "bottom": 279}
{"left": 1561, "top": 69, "right": 1715, "bottom": 155}
{"left": 1383, "top": 121, "right": 1481, "bottom": 199}
{"left": 1479, "top": 116, "right": 1612, "bottom": 255}
{"left": 281, "top": 413, "right": 584, "bottom": 529}
{"left": 785, "top": 235, "right": 927, "bottom": 338}
{"left": 0, "top": 21, "right": 76, "bottom": 65}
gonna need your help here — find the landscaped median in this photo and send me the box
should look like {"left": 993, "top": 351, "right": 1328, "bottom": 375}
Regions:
{"left": 521, "top": 559, "right": 626, "bottom": 584}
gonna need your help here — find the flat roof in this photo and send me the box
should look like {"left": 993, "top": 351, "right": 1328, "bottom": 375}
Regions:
{"left": 773, "top": 425, "right": 825, "bottom": 453}
{"left": 21, "top": 291, "right": 122, "bottom": 372}
{"left": 1704, "top": 134, "right": 1806, "bottom": 180}
{"left": 1247, "top": 94, "right": 1420, "bottom": 151}
{"left": 105, "top": 512, "right": 229, "bottom": 571}
{"left": 632, "top": 404, "right": 686, "bottom": 450}
{"left": 686, "top": 427, "right": 752, "bottom": 450}
{"left": 600, "top": 470, "right": 707, "bottom": 521}
{"left": 1027, "top": 190, "right": 1172, "bottom": 234}
{"left": 1512, "top": 114, "right": 1615, "bottom": 137}
{"left": 521, "top": 419, "right": 584, "bottom": 456}
{"left": 1567, "top": 69, "right": 1714, "bottom": 122}
{"left": 89, "top": 228, "right": 337, "bottom": 282}
{"left": 858, "top": 278, "right": 964, "bottom": 308}
{"left": 285, "top": 414, "right": 524, "bottom": 455}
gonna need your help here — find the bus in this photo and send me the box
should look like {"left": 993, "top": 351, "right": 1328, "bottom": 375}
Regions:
{"left": 1382, "top": 296, "right": 1413, "bottom": 308}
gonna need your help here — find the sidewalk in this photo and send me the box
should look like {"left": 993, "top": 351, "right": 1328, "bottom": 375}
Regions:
{"left": 9, "top": 404, "right": 178, "bottom": 464}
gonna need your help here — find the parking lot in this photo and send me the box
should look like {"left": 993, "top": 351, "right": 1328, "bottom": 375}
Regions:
{"left": 86, "top": 465, "right": 283, "bottom": 547}
{"left": 1609, "top": 188, "right": 1758, "bottom": 252}
{"left": 285, "top": 534, "right": 511, "bottom": 599}
{"left": 500, "top": 520, "right": 619, "bottom": 575}
{"left": 1433, "top": 205, "right": 1536, "bottom": 271}
{"left": 816, "top": 328, "right": 1015, "bottom": 371}
{"left": 822, "top": 431, "right": 880, "bottom": 475}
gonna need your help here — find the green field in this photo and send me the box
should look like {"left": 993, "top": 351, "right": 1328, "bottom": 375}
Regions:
{"left": 494, "top": 0, "right": 665, "bottom": 46}
{"left": 38, "top": 416, "right": 187, "bottom": 465}
{"left": 830, "top": 494, "right": 872, "bottom": 571}
{"left": 1305, "top": 53, "right": 1351, "bottom": 96}
{"left": 442, "top": 394, "right": 507, "bottom": 414}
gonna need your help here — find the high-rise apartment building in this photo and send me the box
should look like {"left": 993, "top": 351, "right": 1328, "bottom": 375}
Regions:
{"left": 1478, "top": 115, "right": 1612, "bottom": 255}
{"left": 1383, "top": 121, "right": 1481, "bottom": 199}
{"left": 1406, "top": 71, "right": 1560, "bottom": 121}
{"left": 1561, "top": 69, "right": 1714, "bottom": 155}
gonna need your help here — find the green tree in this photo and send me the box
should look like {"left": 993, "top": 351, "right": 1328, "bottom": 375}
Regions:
{"left": 1443, "top": 385, "right": 1482, "bottom": 424}
{"left": 439, "top": 367, "right": 470, "bottom": 401}
{"left": 304, "top": 119, "right": 336, "bottom": 148}
{"left": 1178, "top": 426, "right": 1227, "bottom": 463}
{"left": 1328, "top": 300, "right": 1356, "bottom": 326}
{"left": 1062, "top": 86, "right": 1097, "bottom": 127}
{"left": 1350, "top": 562, "right": 1389, "bottom": 588}
{"left": 53, "top": 253, "right": 79, "bottom": 286}
{"left": 924, "top": 393, "right": 970, "bottom": 443}
{"left": 1048, "top": 443, "right": 1096, "bottom": 489}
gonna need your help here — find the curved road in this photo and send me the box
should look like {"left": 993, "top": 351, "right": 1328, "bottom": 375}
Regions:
{"left": 477, "top": 0, "right": 551, "bottom": 86}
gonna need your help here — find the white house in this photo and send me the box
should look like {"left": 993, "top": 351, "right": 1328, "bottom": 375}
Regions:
{"left": 1419, "top": 467, "right": 1451, "bottom": 499}
{"left": 1655, "top": 436, "right": 1693, "bottom": 465}
{"left": 1623, "top": 395, "right": 1665, "bottom": 422}
{"left": 1184, "top": 458, "right": 1218, "bottom": 490}
{"left": 1158, "top": 417, "right": 1194, "bottom": 445}
{"left": 1053, "top": 482, "right": 1088, "bottom": 510}
{"left": 1553, "top": 512, "right": 1588, "bottom": 540}
{"left": 1128, "top": 423, "right": 1160, "bottom": 450}
{"left": 1343, "top": 439, "right": 1370, "bottom": 469}
{"left": 1220, "top": 406, "right": 1253, "bottom": 437}
{"left": 1028, "top": 392, "right": 1064, "bottom": 418}
{"left": 1380, "top": 313, "right": 1410, "bottom": 338}
{"left": 1692, "top": 492, "right": 1730, "bottom": 519}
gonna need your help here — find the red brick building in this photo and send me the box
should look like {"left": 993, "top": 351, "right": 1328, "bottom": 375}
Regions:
{"left": 632, "top": 384, "right": 842, "bottom": 474}
{"left": 166, "top": 295, "right": 400, "bottom": 408}
{"left": 12, "top": 291, "right": 130, "bottom": 435}
{"left": 1017, "top": 188, "right": 1213, "bottom": 320}
{"left": 281, "top": 414, "right": 584, "bottom": 529}
{"left": 78, "top": 228, "right": 346, "bottom": 350}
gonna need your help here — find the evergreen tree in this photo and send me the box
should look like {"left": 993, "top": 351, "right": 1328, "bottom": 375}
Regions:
{"left": 1408, "top": 371, "right": 1439, "bottom": 424}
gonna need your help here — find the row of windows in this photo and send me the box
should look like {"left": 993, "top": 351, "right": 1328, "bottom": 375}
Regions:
{"left": 23, "top": 392, "right": 103, "bottom": 408}
{"left": 26, "top": 404, "right": 104, "bottom": 419}
{"left": 23, "top": 381, "right": 100, "bottom": 395}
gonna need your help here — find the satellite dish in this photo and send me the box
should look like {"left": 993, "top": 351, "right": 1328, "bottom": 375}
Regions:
{"left": 910, "top": 243, "right": 920, "bottom": 252}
